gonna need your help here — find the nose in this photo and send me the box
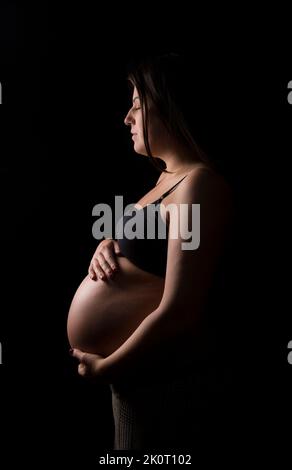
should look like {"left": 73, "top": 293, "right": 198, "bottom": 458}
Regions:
{"left": 124, "top": 108, "right": 134, "bottom": 126}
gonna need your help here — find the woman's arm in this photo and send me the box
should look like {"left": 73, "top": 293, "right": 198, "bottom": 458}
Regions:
{"left": 99, "top": 168, "right": 233, "bottom": 382}
{"left": 100, "top": 306, "right": 181, "bottom": 381}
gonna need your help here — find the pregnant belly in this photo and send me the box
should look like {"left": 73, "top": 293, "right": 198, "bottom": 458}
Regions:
{"left": 67, "top": 256, "right": 164, "bottom": 357}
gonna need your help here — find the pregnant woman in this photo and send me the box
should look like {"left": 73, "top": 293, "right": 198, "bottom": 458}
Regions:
{"left": 67, "top": 53, "right": 234, "bottom": 450}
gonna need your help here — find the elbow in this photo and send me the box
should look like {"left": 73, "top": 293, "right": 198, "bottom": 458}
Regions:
{"left": 157, "top": 300, "right": 202, "bottom": 334}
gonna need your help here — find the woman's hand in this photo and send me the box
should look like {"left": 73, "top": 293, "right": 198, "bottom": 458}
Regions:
{"left": 88, "top": 238, "right": 121, "bottom": 281}
{"left": 70, "top": 348, "right": 108, "bottom": 382}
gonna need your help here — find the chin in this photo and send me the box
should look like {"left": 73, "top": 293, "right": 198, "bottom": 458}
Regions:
{"left": 135, "top": 147, "right": 147, "bottom": 156}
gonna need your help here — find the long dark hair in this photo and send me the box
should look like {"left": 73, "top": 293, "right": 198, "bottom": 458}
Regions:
{"left": 127, "top": 53, "right": 213, "bottom": 174}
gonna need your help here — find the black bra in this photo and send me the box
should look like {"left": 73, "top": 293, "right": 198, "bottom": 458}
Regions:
{"left": 116, "top": 175, "right": 188, "bottom": 278}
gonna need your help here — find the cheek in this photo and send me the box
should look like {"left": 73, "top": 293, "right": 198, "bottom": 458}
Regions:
{"left": 136, "top": 114, "right": 144, "bottom": 132}
{"left": 135, "top": 116, "right": 146, "bottom": 143}
{"left": 147, "top": 111, "right": 165, "bottom": 141}
{"left": 148, "top": 121, "right": 166, "bottom": 147}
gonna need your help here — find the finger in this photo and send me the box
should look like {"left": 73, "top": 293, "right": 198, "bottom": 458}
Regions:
{"left": 78, "top": 363, "right": 88, "bottom": 376}
{"left": 113, "top": 241, "right": 122, "bottom": 255}
{"left": 71, "top": 348, "right": 87, "bottom": 363}
{"left": 97, "top": 253, "right": 114, "bottom": 279}
{"left": 104, "top": 251, "right": 119, "bottom": 272}
{"left": 92, "top": 258, "right": 106, "bottom": 280}
{"left": 88, "top": 265, "right": 97, "bottom": 280}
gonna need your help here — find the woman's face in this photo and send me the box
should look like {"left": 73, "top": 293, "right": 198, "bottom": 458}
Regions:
{"left": 124, "top": 86, "right": 169, "bottom": 157}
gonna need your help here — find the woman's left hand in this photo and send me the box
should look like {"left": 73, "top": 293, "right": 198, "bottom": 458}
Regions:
{"left": 70, "top": 348, "right": 107, "bottom": 382}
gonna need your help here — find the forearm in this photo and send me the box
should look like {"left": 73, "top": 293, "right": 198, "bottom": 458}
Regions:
{"left": 100, "top": 308, "right": 177, "bottom": 382}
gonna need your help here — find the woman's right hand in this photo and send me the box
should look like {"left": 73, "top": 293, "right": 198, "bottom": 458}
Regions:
{"left": 88, "top": 239, "right": 121, "bottom": 281}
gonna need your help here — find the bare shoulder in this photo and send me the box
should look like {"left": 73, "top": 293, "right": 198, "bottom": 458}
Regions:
{"left": 176, "top": 164, "right": 233, "bottom": 208}
{"left": 187, "top": 164, "right": 231, "bottom": 190}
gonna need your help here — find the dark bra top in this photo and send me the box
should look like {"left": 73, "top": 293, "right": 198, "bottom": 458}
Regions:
{"left": 116, "top": 174, "right": 188, "bottom": 278}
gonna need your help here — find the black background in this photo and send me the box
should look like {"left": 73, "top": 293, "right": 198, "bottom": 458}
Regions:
{"left": 0, "top": 3, "right": 291, "bottom": 466}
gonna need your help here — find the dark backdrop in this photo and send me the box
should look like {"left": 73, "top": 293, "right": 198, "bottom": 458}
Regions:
{"left": 0, "top": 3, "right": 291, "bottom": 466}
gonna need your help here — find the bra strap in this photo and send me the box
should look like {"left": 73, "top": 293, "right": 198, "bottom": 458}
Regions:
{"left": 159, "top": 174, "right": 189, "bottom": 201}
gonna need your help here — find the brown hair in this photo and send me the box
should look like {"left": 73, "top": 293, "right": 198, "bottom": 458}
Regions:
{"left": 127, "top": 53, "right": 212, "bottom": 174}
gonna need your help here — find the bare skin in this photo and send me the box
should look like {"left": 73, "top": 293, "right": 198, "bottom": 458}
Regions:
{"left": 67, "top": 165, "right": 203, "bottom": 357}
{"left": 68, "top": 86, "right": 233, "bottom": 379}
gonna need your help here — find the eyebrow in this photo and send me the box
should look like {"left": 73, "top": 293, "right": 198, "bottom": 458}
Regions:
{"left": 132, "top": 96, "right": 140, "bottom": 103}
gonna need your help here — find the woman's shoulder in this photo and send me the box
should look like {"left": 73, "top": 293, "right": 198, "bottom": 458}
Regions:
{"left": 177, "top": 163, "right": 233, "bottom": 203}
{"left": 166, "top": 164, "right": 234, "bottom": 231}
